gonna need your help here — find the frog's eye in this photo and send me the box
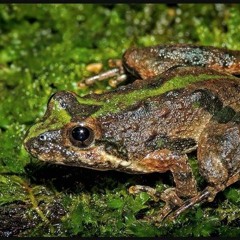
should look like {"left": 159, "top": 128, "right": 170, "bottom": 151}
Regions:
{"left": 70, "top": 126, "right": 94, "bottom": 148}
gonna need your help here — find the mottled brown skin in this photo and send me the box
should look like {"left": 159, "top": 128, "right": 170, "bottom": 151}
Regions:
{"left": 24, "top": 44, "right": 240, "bottom": 222}
{"left": 123, "top": 44, "right": 240, "bottom": 80}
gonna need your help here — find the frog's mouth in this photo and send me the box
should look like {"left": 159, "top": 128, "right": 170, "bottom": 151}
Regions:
{"left": 24, "top": 133, "right": 133, "bottom": 171}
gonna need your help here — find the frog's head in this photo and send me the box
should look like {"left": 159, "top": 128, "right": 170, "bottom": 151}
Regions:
{"left": 24, "top": 91, "right": 128, "bottom": 170}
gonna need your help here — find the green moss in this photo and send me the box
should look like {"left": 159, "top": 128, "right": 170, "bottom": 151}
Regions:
{"left": 1, "top": 3, "right": 240, "bottom": 237}
{"left": 0, "top": 175, "right": 27, "bottom": 205}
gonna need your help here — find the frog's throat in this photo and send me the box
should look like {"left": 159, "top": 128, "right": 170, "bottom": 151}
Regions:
{"left": 36, "top": 144, "right": 146, "bottom": 173}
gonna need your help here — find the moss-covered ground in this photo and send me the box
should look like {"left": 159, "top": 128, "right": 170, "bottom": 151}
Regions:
{"left": 0, "top": 4, "right": 240, "bottom": 237}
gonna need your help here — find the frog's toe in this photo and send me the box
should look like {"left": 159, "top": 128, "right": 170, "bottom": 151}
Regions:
{"left": 128, "top": 185, "right": 160, "bottom": 202}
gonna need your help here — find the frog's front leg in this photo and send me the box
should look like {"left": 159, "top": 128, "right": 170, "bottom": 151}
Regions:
{"left": 132, "top": 149, "right": 198, "bottom": 222}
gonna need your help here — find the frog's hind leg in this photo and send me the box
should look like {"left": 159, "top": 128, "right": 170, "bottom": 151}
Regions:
{"left": 168, "top": 171, "right": 240, "bottom": 221}
{"left": 198, "top": 120, "right": 240, "bottom": 198}
{"left": 166, "top": 121, "right": 240, "bottom": 221}
{"left": 165, "top": 121, "right": 240, "bottom": 221}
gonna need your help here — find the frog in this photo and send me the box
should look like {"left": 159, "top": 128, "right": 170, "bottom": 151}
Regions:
{"left": 24, "top": 44, "right": 240, "bottom": 222}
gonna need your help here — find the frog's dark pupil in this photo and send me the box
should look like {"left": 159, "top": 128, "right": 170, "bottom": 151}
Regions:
{"left": 72, "top": 127, "right": 90, "bottom": 142}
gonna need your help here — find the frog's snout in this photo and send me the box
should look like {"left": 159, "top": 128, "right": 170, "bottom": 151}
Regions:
{"left": 23, "top": 126, "right": 44, "bottom": 158}
{"left": 23, "top": 136, "right": 38, "bottom": 158}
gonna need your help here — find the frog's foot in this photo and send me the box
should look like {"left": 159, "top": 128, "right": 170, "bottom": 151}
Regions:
{"left": 146, "top": 187, "right": 211, "bottom": 223}
{"left": 129, "top": 185, "right": 184, "bottom": 223}
{"left": 147, "top": 188, "right": 185, "bottom": 223}
{"left": 166, "top": 187, "right": 210, "bottom": 221}
{"left": 166, "top": 185, "right": 221, "bottom": 221}
{"left": 167, "top": 172, "right": 240, "bottom": 221}
{"left": 83, "top": 59, "right": 127, "bottom": 87}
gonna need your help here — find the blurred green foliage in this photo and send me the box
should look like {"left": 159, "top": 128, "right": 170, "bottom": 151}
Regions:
{"left": 0, "top": 3, "right": 240, "bottom": 237}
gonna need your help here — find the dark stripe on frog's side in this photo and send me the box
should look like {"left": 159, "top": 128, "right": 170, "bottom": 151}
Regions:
{"left": 190, "top": 88, "right": 240, "bottom": 124}
{"left": 190, "top": 89, "right": 223, "bottom": 114}
{"left": 96, "top": 139, "right": 129, "bottom": 160}
{"left": 145, "top": 135, "right": 197, "bottom": 154}
{"left": 213, "top": 106, "right": 239, "bottom": 124}
{"left": 97, "top": 134, "right": 197, "bottom": 159}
